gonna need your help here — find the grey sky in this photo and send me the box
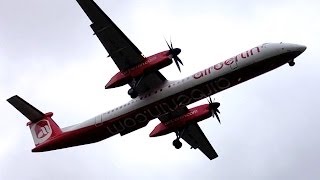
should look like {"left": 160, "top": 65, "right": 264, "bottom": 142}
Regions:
{"left": 1, "top": 0, "right": 320, "bottom": 179}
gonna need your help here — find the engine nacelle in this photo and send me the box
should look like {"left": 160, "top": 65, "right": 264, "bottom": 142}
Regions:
{"left": 105, "top": 50, "right": 173, "bottom": 89}
{"left": 149, "top": 104, "right": 212, "bottom": 137}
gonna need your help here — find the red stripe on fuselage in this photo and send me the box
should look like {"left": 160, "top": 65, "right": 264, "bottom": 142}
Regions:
{"left": 33, "top": 51, "right": 292, "bottom": 152}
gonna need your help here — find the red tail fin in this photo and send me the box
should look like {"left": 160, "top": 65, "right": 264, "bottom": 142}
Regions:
{"left": 28, "top": 112, "right": 62, "bottom": 146}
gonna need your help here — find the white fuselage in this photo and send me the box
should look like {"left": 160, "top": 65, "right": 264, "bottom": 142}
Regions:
{"left": 62, "top": 43, "right": 306, "bottom": 138}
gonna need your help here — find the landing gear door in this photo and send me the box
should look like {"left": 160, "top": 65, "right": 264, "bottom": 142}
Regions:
{"left": 226, "top": 57, "right": 238, "bottom": 70}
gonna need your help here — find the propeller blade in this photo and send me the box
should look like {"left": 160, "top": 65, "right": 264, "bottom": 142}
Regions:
{"left": 211, "top": 110, "right": 215, "bottom": 118}
{"left": 207, "top": 96, "right": 221, "bottom": 124}
{"left": 175, "top": 56, "right": 184, "bottom": 66}
{"left": 164, "top": 38, "right": 183, "bottom": 72}
{"left": 214, "top": 111, "right": 221, "bottom": 124}
{"left": 174, "top": 58, "right": 181, "bottom": 72}
{"left": 165, "top": 39, "right": 172, "bottom": 50}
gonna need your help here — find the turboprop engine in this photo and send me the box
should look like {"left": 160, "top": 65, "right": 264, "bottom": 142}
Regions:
{"left": 150, "top": 99, "right": 221, "bottom": 137}
{"left": 105, "top": 50, "right": 173, "bottom": 89}
{"left": 105, "top": 40, "right": 182, "bottom": 89}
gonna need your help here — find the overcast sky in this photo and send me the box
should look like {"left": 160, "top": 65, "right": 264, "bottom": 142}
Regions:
{"left": 1, "top": 0, "right": 320, "bottom": 179}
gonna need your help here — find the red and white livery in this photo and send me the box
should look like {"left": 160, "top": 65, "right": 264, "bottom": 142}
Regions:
{"left": 7, "top": 0, "right": 306, "bottom": 160}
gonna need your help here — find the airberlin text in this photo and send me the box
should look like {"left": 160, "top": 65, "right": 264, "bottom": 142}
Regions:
{"left": 102, "top": 77, "right": 232, "bottom": 135}
{"left": 193, "top": 46, "right": 261, "bottom": 79}
{"left": 164, "top": 109, "right": 198, "bottom": 126}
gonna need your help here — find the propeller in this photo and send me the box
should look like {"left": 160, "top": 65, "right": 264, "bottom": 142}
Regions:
{"left": 207, "top": 96, "right": 221, "bottom": 124}
{"left": 165, "top": 39, "right": 183, "bottom": 72}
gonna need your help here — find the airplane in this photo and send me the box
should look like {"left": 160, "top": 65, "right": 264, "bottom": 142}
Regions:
{"left": 7, "top": 0, "right": 306, "bottom": 160}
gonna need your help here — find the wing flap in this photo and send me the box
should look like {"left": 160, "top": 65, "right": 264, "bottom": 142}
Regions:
{"left": 7, "top": 95, "right": 44, "bottom": 122}
{"left": 181, "top": 123, "right": 218, "bottom": 160}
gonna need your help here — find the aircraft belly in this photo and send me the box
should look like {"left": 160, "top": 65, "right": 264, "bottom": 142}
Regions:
{"left": 41, "top": 51, "right": 295, "bottom": 152}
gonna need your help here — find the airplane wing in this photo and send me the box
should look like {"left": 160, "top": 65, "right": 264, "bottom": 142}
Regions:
{"left": 77, "top": 0, "right": 167, "bottom": 93}
{"left": 181, "top": 123, "right": 218, "bottom": 160}
{"left": 159, "top": 107, "right": 218, "bottom": 160}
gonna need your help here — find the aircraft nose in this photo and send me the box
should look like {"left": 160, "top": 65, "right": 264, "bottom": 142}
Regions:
{"left": 284, "top": 44, "right": 307, "bottom": 61}
{"left": 294, "top": 44, "right": 307, "bottom": 57}
{"left": 297, "top": 45, "right": 307, "bottom": 53}
{"left": 284, "top": 43, "right": 307, "bottom": 56}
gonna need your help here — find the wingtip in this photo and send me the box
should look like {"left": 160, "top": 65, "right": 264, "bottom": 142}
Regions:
{"left": 7, "top": 95, "right": 18, "bottom": 102}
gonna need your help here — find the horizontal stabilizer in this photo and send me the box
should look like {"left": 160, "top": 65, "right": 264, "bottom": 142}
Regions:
{"left": 7, "top": 95, "right": 44, "bottom": 122}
